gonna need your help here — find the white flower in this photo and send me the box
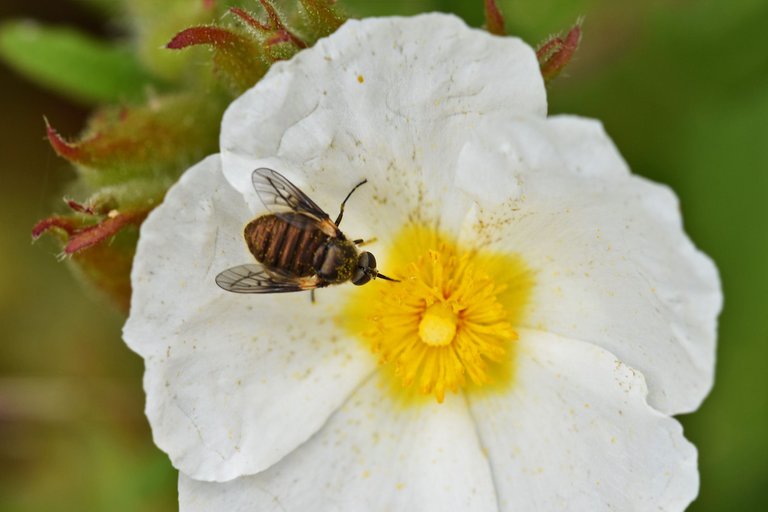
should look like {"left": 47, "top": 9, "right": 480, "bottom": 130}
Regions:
{"left": 123, "top": 13, "right": 721, "bottom": 511}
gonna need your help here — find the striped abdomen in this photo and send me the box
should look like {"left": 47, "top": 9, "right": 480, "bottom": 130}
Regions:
{"left": 245, "top": 213, "right": 328, "bottom": 277}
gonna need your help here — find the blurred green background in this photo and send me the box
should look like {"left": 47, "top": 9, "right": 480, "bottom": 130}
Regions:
{"left": 0, "top": 0, "right": 765, "bottom": 510}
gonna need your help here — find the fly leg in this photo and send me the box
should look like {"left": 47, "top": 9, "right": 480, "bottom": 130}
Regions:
{"left": 310, "top": 289, "right": 316, "bottom": 304}
{"left": 352, "top": 237, "right": 378, "bottom": 247}
{"left": 335, "top": 179, "right": 368, "bottom": 226}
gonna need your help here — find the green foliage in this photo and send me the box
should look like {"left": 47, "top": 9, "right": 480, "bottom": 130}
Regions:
{"left": 0, "top": 21, "right": 160, "bottom": 105}
{"left": 297, "top": 0, "right": 346, "bottom": 40}
{"left": 59, "top": 93, "right": 226, "bottom": 195}
{"left": 123, "top": 0, "right": 221, "bottom": 83}
{"left": 70, "top": 0, "right": 121, "bottom": 16}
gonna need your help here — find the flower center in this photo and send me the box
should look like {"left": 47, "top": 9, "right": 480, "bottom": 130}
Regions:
{"left": 343, "top": 225, "right": 533, "bottom": 404}
{"left": 419, "top": 302, "right": 457, "bottom": 346}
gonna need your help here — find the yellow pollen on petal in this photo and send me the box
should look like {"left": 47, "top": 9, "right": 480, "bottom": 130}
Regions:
{"left": 341, "top": 224, "right": 534, "bottom": 405}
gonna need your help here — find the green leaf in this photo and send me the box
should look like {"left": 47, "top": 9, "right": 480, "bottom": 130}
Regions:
{"left": 298, "top": 0, "right": 347, "bottom": 41}
{"left": 0, "top": 20, "right": 161, "bottom": 105}
{"left": 70, "top": 0, "right": 121, "bottom": 17}
{"left": 126, "top": 0, "right": 218, "bottom": 83}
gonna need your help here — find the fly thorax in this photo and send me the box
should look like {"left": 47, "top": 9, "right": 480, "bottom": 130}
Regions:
{"left": 313, "top": 240, "right": 358, "bottom": 283}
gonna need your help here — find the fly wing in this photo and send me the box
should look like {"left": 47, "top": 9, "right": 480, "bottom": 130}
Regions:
{"left": 252, "top": 168, "right": 330, "bottom": 220}
{"left": 215, "top": 263, "right": 310, "bottom": 294}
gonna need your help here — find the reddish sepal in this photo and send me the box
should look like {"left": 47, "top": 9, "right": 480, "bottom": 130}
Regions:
{"left": 166, "top": 26, "right": 242, "bottom": 50}
{"left": 537, "top": 21, "right": 583, "bottom": 83}
{"left": 165, "top": 25, "right": 268, "bottom": 92}
{"left": 63, "top": 210, "right": 148, "bottom": 254}
{"left": 32, "top": 216, "right": 78, "bottom": 239}
{"left": 231, "top": 4, "right": 307, "bottom": 50}
{"left": 484, "top": 0, "right": 505, "bottom": 36}
{"left": 65, "top": 199, "right": 96, "bottom": 215}
{"left": 45, "top": 118, "right": 86, "bottom": 163}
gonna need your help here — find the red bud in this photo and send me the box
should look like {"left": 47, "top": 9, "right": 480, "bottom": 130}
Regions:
{"left": 484, "top": 0, "right": 505, "bottom": 36}
{"left": 537, "top": 21, "right": 583, "bottom": 83}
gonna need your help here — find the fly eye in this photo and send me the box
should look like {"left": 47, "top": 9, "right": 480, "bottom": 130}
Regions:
{"left": 359, "top": 251, "right": 376, "bottom": 270}
{"left": 352, "top": 269, "right": 371, "bottom": 286}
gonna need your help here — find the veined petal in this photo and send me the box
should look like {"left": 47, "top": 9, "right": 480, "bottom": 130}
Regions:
{"left": 455, "top": 116, "right": 721, "bottom": 414}
{"left": 178, "top": 376, "right": 497, "bottom": 511}
{"left": 220, "top": 13, "right": 546, "bottom": 241}
{"left": 124, "top": 156, "right": 375, "bottom": 481}
{"left": 468, "top": 329, "right": 698, "bottom": 511}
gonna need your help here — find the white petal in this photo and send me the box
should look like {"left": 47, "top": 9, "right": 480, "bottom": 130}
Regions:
{"left": 455, "top": 116, "right": 721, "bottom": 414}
{"left": 220, "top": 14, "right": 546, "bottom": 242}
{"left": 123, "top": 155, "right": 375, "bottom": 481}
{"left": 468, "top": 329, "right": 699, "bottom": 511}
{"left": 179, "top": 376, "right": 497, "bottom": 512}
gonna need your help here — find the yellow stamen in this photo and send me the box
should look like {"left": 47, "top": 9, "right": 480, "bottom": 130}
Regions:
{"left": 342, "top": 224, "right": 533, "bottom": 404}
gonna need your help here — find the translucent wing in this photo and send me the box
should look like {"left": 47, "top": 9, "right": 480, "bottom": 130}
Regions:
{"left": 215, "top": 263, "right": 310, "bottom": 294}
{"left": 252, "top": 168, "right": 330, "bottom": 220}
